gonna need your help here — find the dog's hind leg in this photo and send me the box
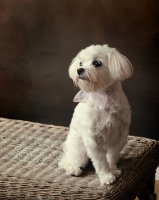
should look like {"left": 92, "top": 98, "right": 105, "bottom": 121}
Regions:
{"left": 58, "top": 129, "right": 89, "bottom": 176}
{"left": 106, "top": 138, "right": 127, "bottom": 176}
{"left": 106, "top": 147, "right": 121, "bottom": 176}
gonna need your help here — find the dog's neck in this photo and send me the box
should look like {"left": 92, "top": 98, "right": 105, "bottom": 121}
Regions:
{"left": 73, "top": 81, "right": 119, "bottom": 110}
{"left": 103, "top": 81, "right": 119, "bottom": 94}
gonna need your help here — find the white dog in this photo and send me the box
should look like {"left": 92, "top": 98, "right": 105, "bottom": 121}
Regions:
{"left": 59, "top": 44, "right": 132, "bottom": 185}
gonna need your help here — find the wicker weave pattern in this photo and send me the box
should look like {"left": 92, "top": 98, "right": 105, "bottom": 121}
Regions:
{"left": 0, "top": 118, "right": 159, "bottom": 200}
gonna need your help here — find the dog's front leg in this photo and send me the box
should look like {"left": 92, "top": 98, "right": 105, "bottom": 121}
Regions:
{"left": 59, "top": 129, "right": 89, "bottom": 176}
{"left": 83, "top": 137, "right": 116, "bottom": 185}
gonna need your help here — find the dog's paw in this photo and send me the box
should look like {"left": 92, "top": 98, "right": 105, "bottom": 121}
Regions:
{"left": 66, "top": 165, "right": 83, "bottom": 177}
{"left": 59, "top": 157, "right": 83, "bottom": 176}
{"left": 110, "top": 165, "right": 122, "bottom": 177}
{"left": 99, "top": 172, "right": 116, "bottom": 185}
{"left": 113, "top": 169, "right": 122, "bottom": 177}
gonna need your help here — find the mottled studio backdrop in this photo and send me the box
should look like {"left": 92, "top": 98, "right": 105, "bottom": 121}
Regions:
{"left": 0, "top": 0, "right": 159, "bottom": 139}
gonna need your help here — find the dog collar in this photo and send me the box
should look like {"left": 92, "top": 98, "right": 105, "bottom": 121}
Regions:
{"left": 73, "top": 82, "right": 118, "bottom": 110}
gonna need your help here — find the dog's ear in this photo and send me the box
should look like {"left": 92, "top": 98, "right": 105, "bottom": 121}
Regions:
{"left": 70, "top": 57, "right": 76, "bottom": 66}
{"left": 68, "top": 57, "right": 78, "bottom": 79}
{"left": 107, "top": 48, "right": 133, "bottom": 81}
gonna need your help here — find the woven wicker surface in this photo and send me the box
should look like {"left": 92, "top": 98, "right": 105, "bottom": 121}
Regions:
{"left": 0, "top": 118, "right": 159, "bottom": 200}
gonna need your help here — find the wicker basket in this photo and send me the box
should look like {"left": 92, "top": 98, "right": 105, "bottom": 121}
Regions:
{"left": 0, "top": 118, "right": 159, "bottom": 200}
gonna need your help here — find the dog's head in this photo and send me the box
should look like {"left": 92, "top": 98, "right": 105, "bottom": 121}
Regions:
{"left": 69, "top": 44, "right": 133, "bottom": 92}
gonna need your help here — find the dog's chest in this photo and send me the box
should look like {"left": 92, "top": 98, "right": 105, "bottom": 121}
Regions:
{"left": 71, "top": 99, "right": 117, "bottom": 136}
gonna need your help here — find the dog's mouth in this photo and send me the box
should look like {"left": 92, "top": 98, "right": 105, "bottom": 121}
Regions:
{"left": 78, "top": 75, "right": 89, "bottom": 81}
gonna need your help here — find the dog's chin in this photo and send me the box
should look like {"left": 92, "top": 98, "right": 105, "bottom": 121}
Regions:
{"left": 72, "top": 74, "right": 111, "bottom": 92}
{"left": 74, "top": 75, "right": 91, "bottom": 84}
{"left": 75, "top": 78, "right": 100, "bottom": 93}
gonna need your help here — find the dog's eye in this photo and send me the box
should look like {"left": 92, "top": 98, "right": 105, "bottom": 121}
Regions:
{"left": 92, "top": 60, "right": 102, "bottom": 67}
{"left": 79, "top": 62, "right": 83, "bottom": 66}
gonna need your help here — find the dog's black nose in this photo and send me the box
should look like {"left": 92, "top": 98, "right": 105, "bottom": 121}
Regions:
{"left": 77, "top": 68, "right": 85, "bottom": 75}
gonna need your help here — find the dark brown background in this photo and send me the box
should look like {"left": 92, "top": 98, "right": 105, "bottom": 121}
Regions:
{"left": 0, "top": 0, "right": 159, "bottom": 140}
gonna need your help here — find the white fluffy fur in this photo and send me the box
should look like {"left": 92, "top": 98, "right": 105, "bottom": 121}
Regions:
{"left": 59, "top": 44, "right": 133, "bottom": 185}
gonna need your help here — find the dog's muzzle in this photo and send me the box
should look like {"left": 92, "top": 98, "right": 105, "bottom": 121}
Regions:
{"left": 77, "top": 68, "right": 85, "bottom": 75}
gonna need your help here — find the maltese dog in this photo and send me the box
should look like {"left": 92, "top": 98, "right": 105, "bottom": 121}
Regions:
{"left": 59, "top": 44, "right": 133, "bottom": 185}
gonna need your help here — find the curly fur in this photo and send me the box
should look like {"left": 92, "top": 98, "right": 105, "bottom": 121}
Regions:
{"left": 59, "top": 44, "right": 133, "bottom": 185}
